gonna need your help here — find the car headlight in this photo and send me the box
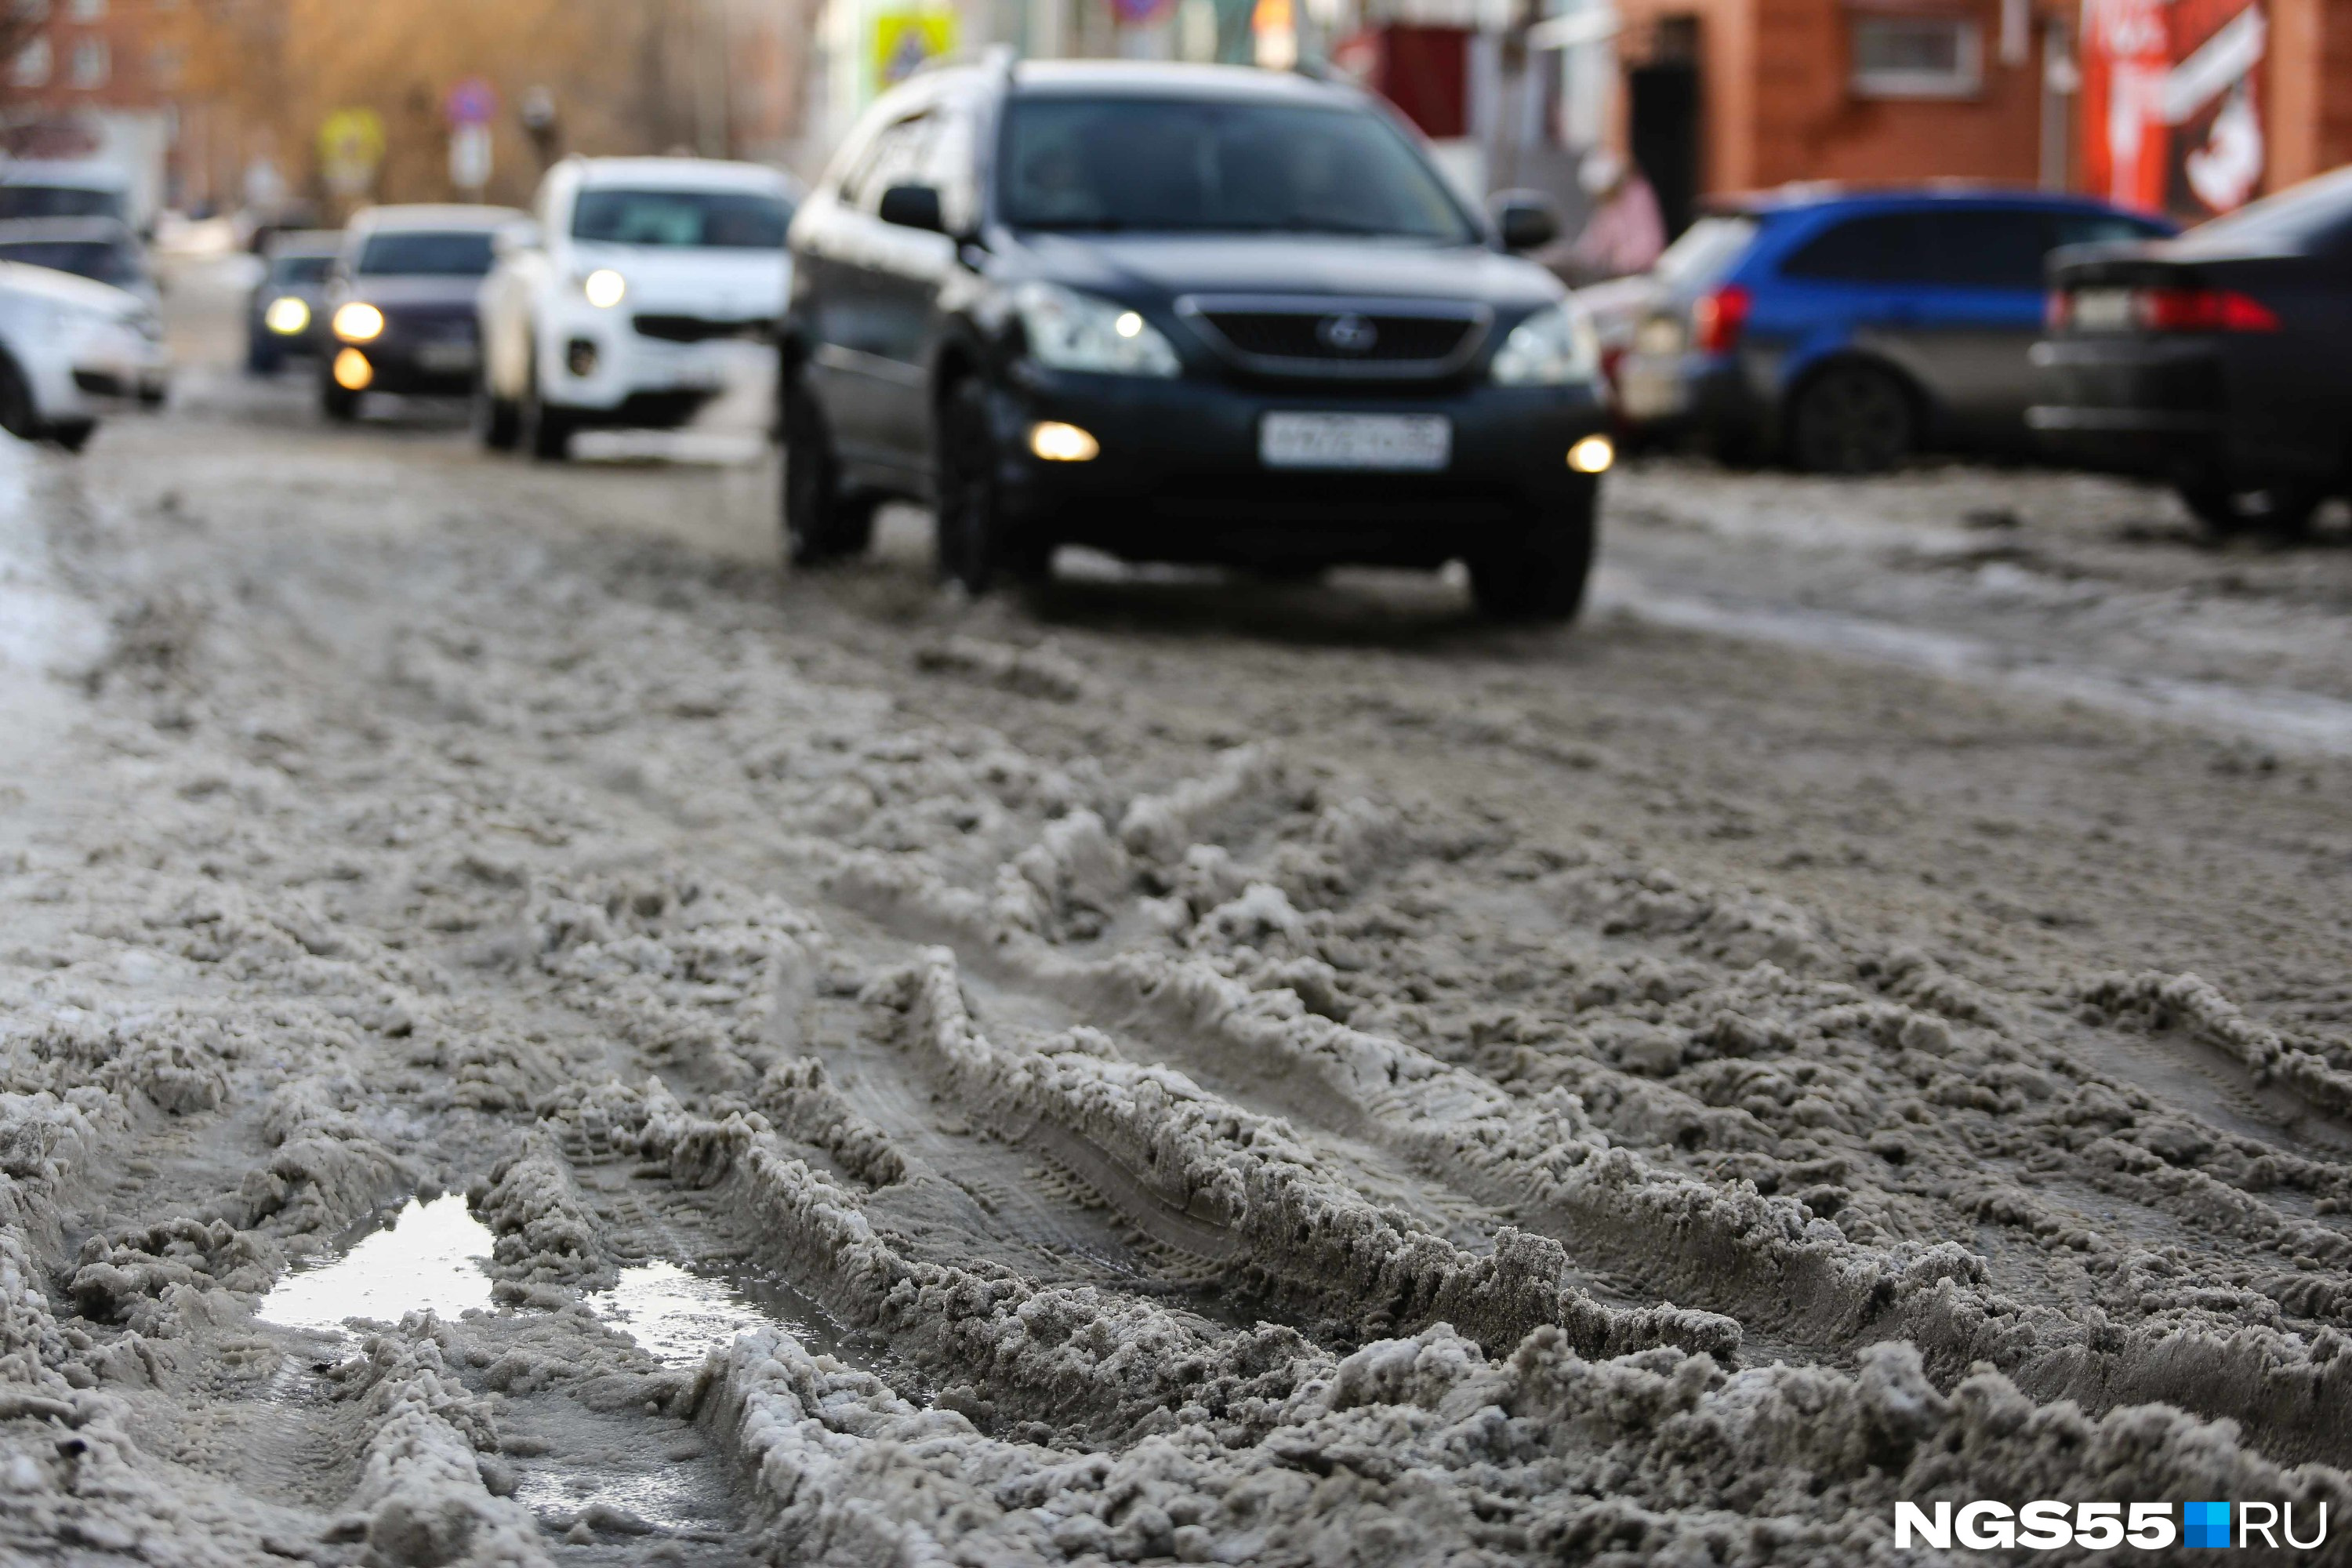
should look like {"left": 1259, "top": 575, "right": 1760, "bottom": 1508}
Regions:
{"left": 264, "top": 296, "right": 310, "bottom": 335}
{"left": 1013, "top": 282, "right": 1178, "bottom": 377}
{"left": 332, "top": 302, "right": 385, "bottom": 342}
{"left": 125, "top": 308, "right": 162, "bottom": 342}
{"left": 1490, "top": 301, "right": 1600, "bottom": 386}
{"left": 580, "top": 269, "right": 627, "bottom": 309}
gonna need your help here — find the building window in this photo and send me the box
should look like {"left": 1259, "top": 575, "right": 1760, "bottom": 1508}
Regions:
{"left": 68, "top": 35, "right": 106, "bottom": 88}
{"left": 1849, "top": 14, "right": 1983, "bottom": 98}
{"left": 65, "top": 0, "right": 102, "bottom": 17}
{"left": 10, "top": 34, "right": 49, "bottom": 86}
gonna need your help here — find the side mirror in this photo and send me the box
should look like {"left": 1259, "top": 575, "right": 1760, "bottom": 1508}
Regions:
{"left": 493, "top": 223, "right": 542, "bottom": 258}
{"left": 1491, "top": 192, "right": 1561, "bottom": 252}
{"left": 878, "top": 183, "right": 946, "bottom": 234}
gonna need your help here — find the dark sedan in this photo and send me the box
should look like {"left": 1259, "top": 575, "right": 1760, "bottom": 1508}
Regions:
{"left": 321, "top": 205, "right": 524, "bottom": 420}
{"left": 246, "top": 229, "right": 340, "bottom": 372}
{"left": 783, "top": 61, "right": 1613, "bottom": 620}
{"left": 2031, "top": 165, "right": 2352, "bottom": 535}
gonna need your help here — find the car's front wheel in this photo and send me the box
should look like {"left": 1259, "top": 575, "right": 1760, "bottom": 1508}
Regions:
{"left": 935, "top": 379, "right": 1047, "bottom": 593}
{"left": 474, "top": 371, "right": 521, "bottom": 452}
{"left": 321, "top": 381, "right": 361, "bottom": 423}
{"left": 2174, "top": 474, "right": 2321, "bottom": 539}
{"left": 1788, "top": 362, "right": 1915, "bottom": 474}
{"left": 1468, "top": 489, "right": 1597, "bottom": 623}
{"left": 520, "top": 347, "right": 573, "bottom": 461}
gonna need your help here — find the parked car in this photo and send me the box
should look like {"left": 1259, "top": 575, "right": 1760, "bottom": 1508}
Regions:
{"left": 245, "top": 229, "right": 341, "bottom": 373}
{"left": 2031, "top": 165, "right": 2352, "bottom": 536}
{"left": 0, "top": 218, "right": 159, "bottom": 310}
{"left": 1614, "top": 188, "right": 2175, "bottom": 472}
{"left": 0, "top": 260, "right": 169, "bottom": 450}
{"left": 0, "top": 160, "right": 134, "bottom": 227}
{"left": 319, "top": 205, "right": 522, "bottom": 421}
{"left": 783, "top": 61, "right": 1612, "bottom": 619}
{"left": 477, "top": 157, "right": 799, "bottom": 459}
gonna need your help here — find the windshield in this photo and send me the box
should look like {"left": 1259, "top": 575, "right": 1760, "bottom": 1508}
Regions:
{"left": 271, "top": 254, "right": 333, "bottom": 285}
{"left": 0, "top": 185, "right": 125, "bottom": 222}
{"left": 357, "top": 230, "right": 496, "bottom": 277}
{"left": 1653, "top": 216, "right": 1757, "bottom": 290}
{"left": 0, "top": 239, "right": 141, "bottom": 289}
{"left": 1000, "top": 96, "right": 1475, "bottom": 241}
{"left": 572, "top": 188, "right": 791, "bottom": 248}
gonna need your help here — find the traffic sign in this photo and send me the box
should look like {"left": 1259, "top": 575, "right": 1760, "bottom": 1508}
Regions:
{"left": 445, "top": 77, "right": 498, "bottom": 128}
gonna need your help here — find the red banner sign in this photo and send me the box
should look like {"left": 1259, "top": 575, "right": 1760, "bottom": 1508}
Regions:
{"left": 2082, "top": 0, "right": 2267, "bottom": 218}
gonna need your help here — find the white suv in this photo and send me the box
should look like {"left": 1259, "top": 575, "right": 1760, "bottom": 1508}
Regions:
{"left": 477, "top": 158, "right": 798, "bottom": 458}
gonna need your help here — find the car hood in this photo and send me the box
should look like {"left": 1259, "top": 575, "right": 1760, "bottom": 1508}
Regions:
{"left": 343, "top": 275, "right": 491, "bottom": 309}
{"left": 567, "top": 245, "right": 788, "bottom": 317}
{"left": 1016, "top": 234, "right": 1560, "bottom": 311}
{"left": 0, "top": 259, "right": 143, "bottom": 314}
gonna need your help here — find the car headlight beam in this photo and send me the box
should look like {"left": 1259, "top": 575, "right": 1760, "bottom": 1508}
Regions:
{"left": 332, "top": 302, "right": 385, "bottom": 343}
{"left": 582, "top": 269, "right": 627, "bottom": 309}
{"left": 1013, "top": 283, "right": 1178, "bottom": 377}
{"left": 1490, "top": 301, "right": 1599, "bottom": 386}
{"left": 265, "top": 296, "right": 311, "bottom": 335}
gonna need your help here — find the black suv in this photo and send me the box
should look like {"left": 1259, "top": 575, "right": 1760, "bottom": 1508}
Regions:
{"left": 782, "top": 61, "right": 1613, "bottom": 619}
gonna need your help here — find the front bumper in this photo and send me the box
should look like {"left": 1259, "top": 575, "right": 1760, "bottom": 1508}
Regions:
{"left": 990, "top": 368, "right": 1609, "bottom": 569}
{"left": 543, "top": 305, "right": 776, "bottom": 423}
{"left": 73, "top": 325, "right": 170, "bottom": 407}
{"left": 336, "top": 336, "right": 481, "bottom": 396}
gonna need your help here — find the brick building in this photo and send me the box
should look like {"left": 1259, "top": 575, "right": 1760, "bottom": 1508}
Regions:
{"left": 1606, "top": 0, "right": 2352, "bottom": 227}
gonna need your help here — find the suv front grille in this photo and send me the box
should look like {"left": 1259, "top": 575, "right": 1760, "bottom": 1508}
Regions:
{"left": 1179, "top": 296, "right": 1490, "bottom": 379}
{"left": 633, "top": 314, "right": 775, "bottom": 344}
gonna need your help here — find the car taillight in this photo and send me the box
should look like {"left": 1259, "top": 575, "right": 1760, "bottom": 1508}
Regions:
{"left": 2045, "top": 290, "right": 2071, "bottom": 332}
{"left": 1692, "top": 285, "right": 1751, "bottom": 354}
{"left": 2132, "top": 286, "right": 2278, "bottom": 332}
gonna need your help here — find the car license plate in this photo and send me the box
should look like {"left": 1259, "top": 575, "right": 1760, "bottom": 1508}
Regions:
{"left": 417, "top": 341, "right": 478, "bottom": 372}
{"left": 1618, "top": 360, "right": 1687, "bottom": 420}
{"left": 2071, "top": 288, "right": 2134, "bottom": 332}
{"left": 1259, "top": 412, "right": 1450, "bottom": 471}
{"left": 1633, "top": 315, "right": 1684, "bottom": 355}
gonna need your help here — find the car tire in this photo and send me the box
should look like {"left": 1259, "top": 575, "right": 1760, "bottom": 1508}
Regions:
{"left": 45, "top": 419, "right": 94, "bottom": 454}
{"left": 935, "top": 378, "right": 1040, "bottom": 593}
{"left": 246, "top": 343, "right": 281, "bottom": 377}
{"left": 474, "top": 374, "right": 521, "bottom": 452}
{"left": 1788, "top": 362, "right": 1915, "bottom": 474}
{"left": 0, "top": 355, "right": 36, "bottom": 441}
{"left": 321, "top": 381, "right": 361, "bottom": 422}
{"left": 1468, "top": 489, "right": 1597, "bottom": 623}
{"left": 521, "top": 351, "right": 573, "bottom": 461}
{"left": 782, "top": 366, "right": 877, "bottom": 566}
{"left": 2175, "top": 475, "right": 2321, "bottom": 539}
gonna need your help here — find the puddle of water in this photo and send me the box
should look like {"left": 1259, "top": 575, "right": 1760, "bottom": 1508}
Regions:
{"left": 256, "top": 1196, "right": 495, "bottom": 1337}
{"left": 583, "top": 1258, "right": 851, "bottom": 1370}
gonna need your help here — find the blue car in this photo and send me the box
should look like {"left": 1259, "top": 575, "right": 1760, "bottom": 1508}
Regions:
{"left": 1613, "top": 188, "right": 2175, "bottom": 472}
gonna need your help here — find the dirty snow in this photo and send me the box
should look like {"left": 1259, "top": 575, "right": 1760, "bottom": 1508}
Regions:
{"left": 2, "top": 265, "right": 2351, "bottom": 1563}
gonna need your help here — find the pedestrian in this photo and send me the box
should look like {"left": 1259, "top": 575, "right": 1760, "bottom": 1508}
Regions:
{"left": 1561, "top": 148, "right": 1666, "bottom": 283}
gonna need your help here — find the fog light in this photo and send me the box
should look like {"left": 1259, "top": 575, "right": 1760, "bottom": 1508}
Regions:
{"left": 1029, "top": 421, "right": 1098, "bottom": 463}
{"left": 264, "top": 296, "right": 310, "bottom": 335}
{"left": 1567, "top": 434, "right": 1614, "bottom": 474}
{"left": 332, "top": 348, "right": 374, "bottom": 390}
{"left": 565, "top": 337, "right": 599, "bottom": 378}
{"left": 332, "top": 302, "right": 384, "bottom": 342}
